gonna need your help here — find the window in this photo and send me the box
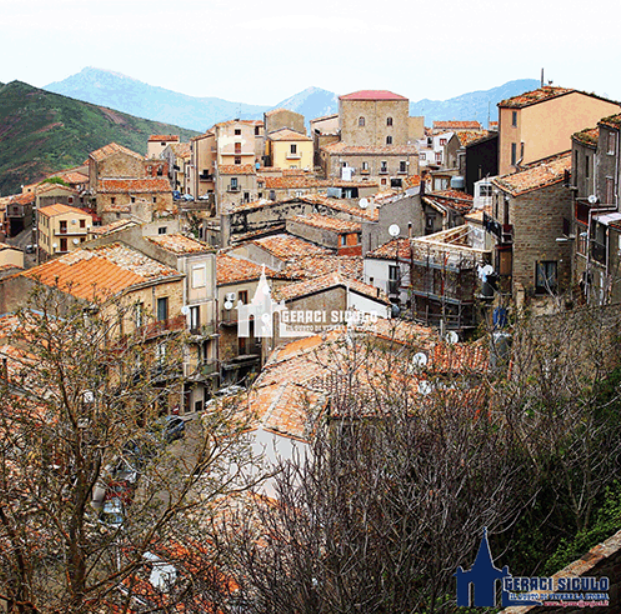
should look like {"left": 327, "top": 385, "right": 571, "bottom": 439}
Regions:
{"left": 235, "top": 128, "right": 241, "bottom": 135}
{"left": 230, "top": 178, "right": 238, "bottom": 190}
{"left": 190, "top": 306, "right": 200, "bottom": 331}
{"left": 192, "top": 265, "right": 206, "bottom": 288}
{"left": 609, "top": 131, "right": 617, "bottom": 155}
{"left": 135, "top": 302, "right": 144, "bottom": 329}
{"left": 479, "top": 184, "right": 493, "bottom": 198}
{"left": 243, "top": 192, "right": 250, "bottom": 202}
{"left": 111, "top": 197, "right": 116, "bottom": 205}
{"left": 585, "top": 154, "right": 590, "bottom": 178}
{"left": 606, "top": 177, "right": 615, "bottom": 204}
{"left": 362, "top": 161, "right": 369, "bottom": 171}
{"left": 420, "top": 153, "right": 426, "bottom": 161}
{"left": 399, "top": 160, "right": 407, "bottom": 173}
{"left": 380, "top": 161, "right": 388, "bottom": 173}
{"left": 535, "top": 261, "right": 557, "bottom": 294}
{"left": 238, "top": 290, "right": 248, "bottom": 304}
{"left": 340, "top": 235, "right": 347, "bottom": 246}
{"left": 387, "top": 117, "right": 393, "bottom": 126}
{"left": 156, "top": 297, "right": 168, "bottom": 322}
{"left": 152, "top": 197, "right": 157, "bottom": 204}
{"left": 158, "top": 226, "right": 167, "bottom": 235}
{"left": 234, "top": 142, "right": 242, "bottom": 153}
{"left": 386, "top": 136, "right": 393, "bottom": 145}
{"left": 60, "top": 238, "right": 67, "bottom": 252}
{"left": 235, "top": 156, "right": 241, "bottom": 165}
{"left": 79, "top": 219, "right": 86, "bottom": 228}
{"left": 255, "top": 126, "right": 260, "bottom": 136}
{"left": 68, "top": 197, "right": 74, "bottom": 204}
{"left": 435, "top": 151, "right": 442, "bottom": 163}
{"left": 511, "top": 143, "right": 517, "bottom": 166}
{"left": 290, "top": 144, "right": 297, "bottom": 154}
{"left": 512, "top": 111, "right": 517, "bottom": 127}
{"left": 440, "top": 138, "right": 447, "bottom": 146}
{"left": 131, "top": 196, "right": 136, "bottom": 203}
{"left": 388, "top": 265, "right": 400, "bottom": 294}
{"left": 359, "top": 117, "right": 365, "bottom": 127}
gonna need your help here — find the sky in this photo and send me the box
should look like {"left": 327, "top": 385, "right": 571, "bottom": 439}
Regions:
{"left": 2, "top": 0, "right": 621, "bottom": 105}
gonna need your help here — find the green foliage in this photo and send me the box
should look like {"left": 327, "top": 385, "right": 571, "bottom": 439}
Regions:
{"left": 0, "top": 80, "right": 199, "bottom": 195}
{"left": 40, "top": 176, "right": 69, "bottom": 187}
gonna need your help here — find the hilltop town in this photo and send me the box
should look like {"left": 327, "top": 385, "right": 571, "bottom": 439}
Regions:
{"left": 1, "top": 85, "right": 621, "bottom": 612}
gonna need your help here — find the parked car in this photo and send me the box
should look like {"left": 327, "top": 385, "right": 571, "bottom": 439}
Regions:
{"left": 25, "top": 244, "right": 37, "bottom": 254}
{"left": 172, "top": 190, "right": 182, "bottom": 201}
{"left": 182, "top": 194, "right": 195, "bottom": 201}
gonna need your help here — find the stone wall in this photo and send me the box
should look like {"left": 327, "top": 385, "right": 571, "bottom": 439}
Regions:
{"left": 339, "top": 99, "right": 409, "bottom": 147}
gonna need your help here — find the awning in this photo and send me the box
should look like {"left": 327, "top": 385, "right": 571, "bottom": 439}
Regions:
{"left": 592, "top": 212, "right": 621, "bottom": 226}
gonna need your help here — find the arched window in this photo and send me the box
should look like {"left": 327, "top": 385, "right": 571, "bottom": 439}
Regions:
{"left": 387, "top": 117, "right": 393, "bottom": 126}
{"left": 359, "top": 117, "right": 365, "bottom": 127}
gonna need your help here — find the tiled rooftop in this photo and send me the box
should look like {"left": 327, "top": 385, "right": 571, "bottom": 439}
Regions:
{"left": 273, "top": 271, "right": 389, "bottom": 304}
{"left": 492, "top": 152, "right": 571, "bottom": 197}
{"left": 599, "top": 113, "right": 621, "bottom": 129}
{"left": 252, "top": 234, "right": 331, "bottom": 260}
{"left": 366, "top": 238, "right": 411, "bottom": 260}
{"left": 218, "top": 165, "right": 256, "bottom": 176}
{"left": 35, "top": 183, "right": 80, "bottom": 196}
{"left": 339, "top": 90, "right": 408, "bottom": 101}
{"left": 217, "top": 254, "right": 285, "bottom": 286}
{"left": 22, "top": 243, "right": 182, "bottom": 301}
{"left": 146, "top": 233, "right": 213, "bottom": 255}
{"left": 47, "top": 171, "right": 89, "bottom": 185}
{"left": 290, "top": 213, "right": 361, "bottom": 233}
{"left": 148, "top": 135, "right": 179, "bottom": 142}
{"left": 433, "top": 121, "right": 482, "bottom": 130}
{"left": 457, "top": 130, "right": 490, "bottom": 147}
{"left": 88, "top": 219, "right": 137, "bottom": 236}
{"left": 89, "top": 142, "right": 144, "bottom": 162}
{"left": 498, "top": 86, "right": 573, "bottom": 109}
{"left": 267, "top": 128, "right": 311, "bottom": 141}
{"left": 97, "top": 178, "right": 172, "bottom": 193}
{"left": 38, "top": 203, "right": 91, "bottom": 218}
{"left": 572, "top": 126, "right": 599, "bottom": 147}
{"left": 283, "top": 254, "right": 363, "bottom": 281}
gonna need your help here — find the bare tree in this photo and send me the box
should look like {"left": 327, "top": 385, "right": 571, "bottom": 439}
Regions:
{"left": 0, "top": 285, "right": 260, "bottom": 613}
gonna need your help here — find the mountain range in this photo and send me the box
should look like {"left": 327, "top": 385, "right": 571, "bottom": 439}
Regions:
{"left": 0, "top": 81, "right": 198, "bottom": 196}
{"left": 45, "top": 68, "right": 540, "bottom": 131}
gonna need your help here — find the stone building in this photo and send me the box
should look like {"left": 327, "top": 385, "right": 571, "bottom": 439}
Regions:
{"left": 147, "top": 135, "right": 180, "bottom": 160}
{"left": 264, "top": 108, "right": 305, "bottom": 136}
{"left": 37, "top": 203, "right": 94, "bottom": 262}
{"left": 497, "top": 86, "right": 620, "bottom": 176}
{"left": 490, "top": 153, "right": 573, "bottom": 308}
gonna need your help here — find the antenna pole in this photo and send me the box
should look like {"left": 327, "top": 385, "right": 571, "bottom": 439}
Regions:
{"left": 541, "top": 68, "right": 544, "bottom": 88}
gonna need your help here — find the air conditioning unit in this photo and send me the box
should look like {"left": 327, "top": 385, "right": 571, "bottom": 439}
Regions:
{"left": 225, "top": 292, "right": 236, "bottom": 302}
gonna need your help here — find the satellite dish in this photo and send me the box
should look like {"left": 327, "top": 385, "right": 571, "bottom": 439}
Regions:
{"left": 224, "top": 300, "right": 233, "bottom": 310}
{"left": 83, "top": 390, "right": 95, "bottom": 403}
{"left": 181, "top": 306, "right": 189, "bottom": 315}
{"left": 412, "top": 352, "right": 428, "bottom": 369}
{"left": 418, "top": 380, "right": 433, "bottom": 396}
{"left": 445, "top": 331, "right": 459, "bottom": 345}
{"left": 52, "top": 243, "right": 58, "bottom": 249}
{"left": 359, "top": 198, "right": 369, "bottom": 210}
{"left": 388, "top": 224, "right": 400, "bottom": 237}
{"left": 482, "top": 264, "right": 494, "bottom": 276}
{"left": 72, "top": 238, "right": 80, "bottom": 245}
{"left": 588, "top": 194, "right": 599, "bottom": 205}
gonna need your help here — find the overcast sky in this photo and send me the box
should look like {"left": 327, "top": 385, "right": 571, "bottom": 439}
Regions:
{"left": 2, "top": 0, "right": 621, "bottom": 105}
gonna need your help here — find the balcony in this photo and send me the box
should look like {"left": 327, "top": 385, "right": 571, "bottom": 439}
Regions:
{"left": 183, "top": 359, "right": 219, "bottom": 380}
{"left": 143, "top": 315, "right": 186, "bottom": 340}
{"left": 286, "top": 153, "right": 302, "bottom": 160}
{"left": 227, "top": 185, "right": 240, "bottom": 193}
{"left": 189, "top": 322, "right": 218, "bottom": 338}
{"left": 221, "top": 308, "right": 238, "bottom": 325}
{"left": 199, "top": 173, "right": 214, "bottom": 182}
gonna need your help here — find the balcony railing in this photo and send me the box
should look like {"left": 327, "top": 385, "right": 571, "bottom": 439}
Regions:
{"left": 227, "top": 185, "right": 240, "bottom": 193}
{"left": 184, "top": 359, "right": 219, "bottom": 379}
{"left": 221, "top": 308, "right": 238, "bottom": 324}
{"left": 189, "top": 322, "right": 218, "bottom": 338}
{"left": 144, "top": 315, "right": 186, "bottom": 340}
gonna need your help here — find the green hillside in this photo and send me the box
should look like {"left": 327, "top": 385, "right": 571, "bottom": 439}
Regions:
{"left": 0, "top": 81, "right": 199, "bottom": 196}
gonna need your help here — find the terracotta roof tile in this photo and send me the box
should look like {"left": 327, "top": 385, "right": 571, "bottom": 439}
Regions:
{"left": 339, "top": 90, "right": 408, "bottom": 101}
{"left": 89, "top": 142, "right": 144, "bottom": 162}
{"left": 46, "top": 171, "right": 89, "bottom": 185}
{"left": 267, "top": 128, "right": 311, "bottom": 141}
{"left": 290, "top": 213, "right": 361, "bottom": 233}
{"left": 22, "top": 243, "right": 182, "bottom": 301}
{"left": 573, "top": 126, "right": 599, "bottom": 147}
{"left": 499, "top": 86, "right": 574, "bottom": 109}
{"left": 456, "top": 130, "right": 490, "bottom": 147}
{"left": 97, "top": 178, "right": 171, "bottom": 193}
{"left": 148, "top": 135, "right": 179, "bottom": 142}
{"left": 273, "top": 272, "right": 389, "bottom": 304}
{"left": 366, "top": 238, "right": 411, "bottom": 260}
{"left": 433, "top": 121, "right": 482, "bottom": 130}
{"left": 599, "top": 114, "right": 621, "bottom": 129}
{"left": 218, "top": 164, "right": 256, "bottom": 176}
{"left": 217, "top": 254, "right": 285, "bottom": 286}
{"left": 492, "top": 152, "right": 571, "bottom": 197}
{"left": 283, "top": 255, "right": 363, "bottom": 280}
{"left": 252, "top": 234, "right": 331, "bottom": 259}
{"left": 146, "top": 233, "right": 213, "bottom": 254}
{"left": 38, "top": 203, "right": 92, "bottom": 218}
{"left": 423, "top": 189, "right": 474, "bottom": 214}
{"left": 88, "top": 219, "right": 137, "bottom": 236}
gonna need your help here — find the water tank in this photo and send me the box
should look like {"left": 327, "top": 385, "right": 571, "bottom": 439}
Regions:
{"left": 450, "top": 176, "right": 466, "bottom": 190}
